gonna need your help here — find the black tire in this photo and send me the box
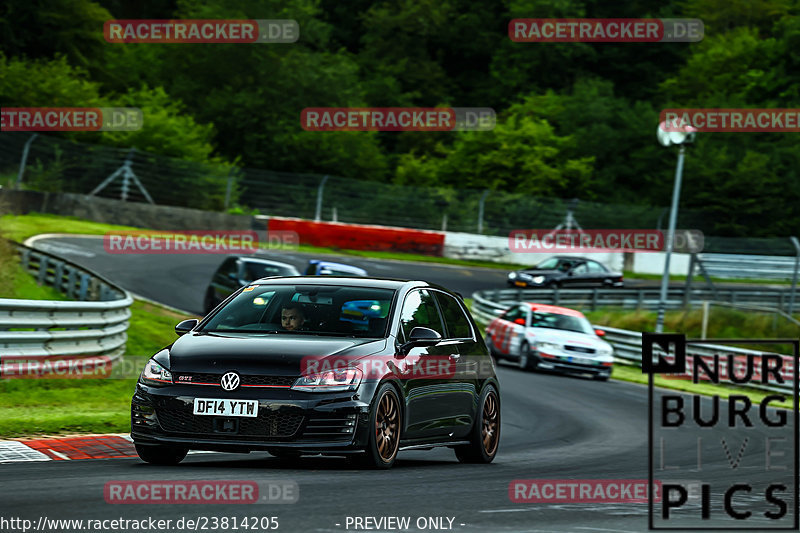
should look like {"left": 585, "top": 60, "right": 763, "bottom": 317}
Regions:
{"left": 135, "top": 444, "right": 188, "bottom": 465}
{"left": 355, "top": 383, "right": 402, "bottom": 469}
{"left": 518, "top": 343, "right": 536, "bottom": 371}
{"left": 455, "top": 385, "right": 500, "bottom": 464}
{"left": 594, "top": 373, "right": 610, "bottom": 382}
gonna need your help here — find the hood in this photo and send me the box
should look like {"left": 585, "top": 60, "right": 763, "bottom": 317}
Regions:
{"left": 528, "top": 327, "right": 612, "bottom": 351}
{"left": 166, "top": 332, "right": 388, "bottom": 375}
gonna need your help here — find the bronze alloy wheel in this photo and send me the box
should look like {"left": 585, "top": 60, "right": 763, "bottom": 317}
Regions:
{"left": 375, "top": 389, "right": 400, "bottom": 462}
{"left": 481, "top": 391, "right": 500, "bottom": 456}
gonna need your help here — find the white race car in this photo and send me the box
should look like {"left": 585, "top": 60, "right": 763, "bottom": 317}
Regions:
{"left": 485, "top": 302, "right": 614, "bottom": 381}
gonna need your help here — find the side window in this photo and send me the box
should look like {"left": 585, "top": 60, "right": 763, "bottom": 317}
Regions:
{"left": 217, "top": 258, "right": 238, "bottom": 279}
{"left": 587, "top": 261, "right": 605, "bottom": 273}
{"left": 434, "top": 292, "right": 473, "bottom": 339}
{"left": 571, "top": 263, "right": 588, "bottom": 275}
{"left": 399, "top": 290, "right": 444, "bottom": 340}
{"left": 501, "top": 306, "right": 523, "bottom": 322}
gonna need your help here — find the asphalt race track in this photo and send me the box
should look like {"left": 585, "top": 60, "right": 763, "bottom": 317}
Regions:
{"left": 3, "top": 235, "right": 794, "bottom": 532}
{"left": 2, "top": 370, "right": 794, "bottom": 532}
{"left": 26, "top": 235, "right": 670, "bottom": 315}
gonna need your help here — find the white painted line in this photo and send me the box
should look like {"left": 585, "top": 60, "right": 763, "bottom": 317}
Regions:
{"left": 575, "top": 527, "right": 638, "bottom": 533}
{"left": 48, "top": 449, "right": 71, "bottom": 460}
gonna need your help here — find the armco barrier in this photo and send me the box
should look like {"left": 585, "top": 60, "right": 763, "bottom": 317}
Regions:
{"left": 264, "top": 216, "right": 445, "bottom": 256}
{"left": 0, "top": 242, "right": 132, "bottom": 372}
{"left": 471, "top": 290, "right": 796, "bottom": 394}
{"left": 474, "top": 286, "right": 798, "bottom": 313}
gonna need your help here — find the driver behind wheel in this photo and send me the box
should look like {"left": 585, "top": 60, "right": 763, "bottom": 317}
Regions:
{"left": 281, "top": 303, "right": 306, "bottom": 331}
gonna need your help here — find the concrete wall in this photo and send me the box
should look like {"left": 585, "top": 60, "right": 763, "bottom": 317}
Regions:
{"left": 442, "top": 231, "right": 691, "bottom": 275}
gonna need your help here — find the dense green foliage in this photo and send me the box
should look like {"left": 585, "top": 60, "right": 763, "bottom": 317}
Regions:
{"left": 0, "top": 0, "right": 797, "bottom": 236}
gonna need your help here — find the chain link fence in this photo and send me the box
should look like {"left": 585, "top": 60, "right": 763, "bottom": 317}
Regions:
{"left": 0, "top": 132, "right": 794, "bottom": 254}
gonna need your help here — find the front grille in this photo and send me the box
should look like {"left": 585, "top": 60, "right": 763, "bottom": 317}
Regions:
{"left": 300, "top": 413, "right": 358, "bottom": 441}
{"left": 564, "top": 345, "right": 596, "bottom": 354}
{"left": 157, "top": 407, "right": 303, "bottom": 438}
{"left": 172, "top": 373, "right": 297, "bottom": 388}
{"left": 243, "top": 375, "right": 296, "bottom": 387}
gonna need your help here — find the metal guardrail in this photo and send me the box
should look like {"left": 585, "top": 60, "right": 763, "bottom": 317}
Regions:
{"left": 474, "top": 286, "right": 799, "bottom": 313}
{"left": 471, "top": 290, "right": 795, "bottom": 394}
{"left": 695, "top": 249, "right": 800, "bottom": 282}
{"left": 0, "top": 242, "right": 132, "bottom": 365}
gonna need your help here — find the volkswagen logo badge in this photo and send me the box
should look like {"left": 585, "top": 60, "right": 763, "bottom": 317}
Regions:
{"left": 220, "top": 372, "right": 240, "bottom": 391}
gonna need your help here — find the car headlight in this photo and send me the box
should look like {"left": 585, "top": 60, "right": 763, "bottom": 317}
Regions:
{"left": 532, "top": 276, "right": 546, "bottom": 284}
{"left": 536, "top": 342, "right": 561, "bottom": 354}
{"left": 291, "top": 367, "right": 363, "bottom": 392}
{"left": 508, "top": 272, "right": 517, "bottom": 279}
{"left": 139, "top": 358, "right": 172, "bottom": 386}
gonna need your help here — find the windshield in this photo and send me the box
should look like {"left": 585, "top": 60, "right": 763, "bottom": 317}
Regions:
{"left": 534, "top": 258, "right": 560, "bottom": 270}
{"left": 201, "top": 284, "right": 395, "bottom": 338}
{"left": 530, "top": 311, "right": 594, "bottom": 335}
{"left": 242, "top": 263, "right": 298, "bottom": 281}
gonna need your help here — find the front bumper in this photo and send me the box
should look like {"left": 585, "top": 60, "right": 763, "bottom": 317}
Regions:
{"left": 131, "top": 382, "right": 372, "bottom": 453}
{"left": 534, "top": 353, "right": 612, "bottom": 377}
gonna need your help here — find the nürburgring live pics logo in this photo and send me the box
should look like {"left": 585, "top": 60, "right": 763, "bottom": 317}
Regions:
{"left": 643, "top": 333, "right": 799, "bottom": 530}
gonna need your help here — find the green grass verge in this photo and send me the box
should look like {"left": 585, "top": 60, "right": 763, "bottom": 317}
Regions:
{"left": 0, "top": 213, "right": 141, "bottom": 243}
{"left": 623, "top": 271, "right": 791, "bottom": 285}
{"left": 611, "top": 363, "right": 792, "bottom": 409}
{"left": 584, "top": 307, "right": 800, "bottom": 351}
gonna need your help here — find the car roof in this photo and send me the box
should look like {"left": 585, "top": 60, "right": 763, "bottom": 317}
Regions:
{"left": 249, "top": 276, "right": 424, "bottom": 290}
{"left": 548, "top": 256, "right": 590, "bottom": 262}
{"left": 521, "top": 302, "right": 587, "bottom": 318}
{"left": 238, "top": 257, "right": 296, "bottom": 268}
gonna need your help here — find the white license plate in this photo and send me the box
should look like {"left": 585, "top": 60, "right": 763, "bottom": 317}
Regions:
{"left": 192, "top": 398, "right": 258, "bottom": 417}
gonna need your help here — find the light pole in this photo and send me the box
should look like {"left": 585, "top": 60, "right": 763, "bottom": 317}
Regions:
{"left": 655, "top": 121, "right": 696, "bottom": 333}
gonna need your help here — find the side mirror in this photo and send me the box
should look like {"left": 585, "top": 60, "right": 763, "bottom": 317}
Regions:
{"left": 595, "top": 329, "right": 606, "bottom": 337}
{"left": 175, "top": 319, "right": 199, "bottom": 336}
{"left": 513, "top": 318, "right": 526, "bottom": 326}
{"left": 398, "top": 326, "right": 442, "bottom": 355}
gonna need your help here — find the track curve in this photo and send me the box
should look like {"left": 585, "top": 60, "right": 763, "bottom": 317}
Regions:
{"left": 2, "top": 235, "right": 789, "bottom": 532}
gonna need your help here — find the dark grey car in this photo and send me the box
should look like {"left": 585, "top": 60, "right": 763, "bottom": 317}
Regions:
{"left": 204, "top": 256, "right": 300, "bottom": 313}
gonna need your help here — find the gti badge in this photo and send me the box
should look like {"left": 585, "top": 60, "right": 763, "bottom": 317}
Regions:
{"left": 220, "top": 372, "right": 240, "bottom": 391}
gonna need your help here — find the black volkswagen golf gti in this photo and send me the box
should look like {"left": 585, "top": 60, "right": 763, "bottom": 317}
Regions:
{"left": 131, "top": 277, "right": 500, "bottom": 468}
